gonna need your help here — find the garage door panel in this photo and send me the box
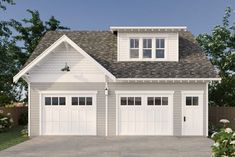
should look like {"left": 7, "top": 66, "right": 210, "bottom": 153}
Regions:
{"left": 118, "top": 93, "right": 173, "bottom": 135}
{"left": 44, "top": 109, "right": 52, "bottom": 122}
{"left": 52, "top": 110, "right": 60, "bottom": 121}
{"left": 135, "top": 122, "right": 145, "bottom": 134}
{"left": 146, "top": 122, "right": 155, "bottom": 135}
{"left": 42, "top": 94, "right": 96, "bottom": 135}
{"left": 86, "top": 122, "right": 96, "bottom": 135}
{"left": 86, "top": 110, "right": 96, "bottom": 121}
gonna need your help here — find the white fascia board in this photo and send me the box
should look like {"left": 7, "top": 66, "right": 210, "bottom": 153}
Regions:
{"left": 116, "top": 78, "right": 221, "bottom": 81}
{"left": 13, "top": 35, "right": 116, "bottom": 82}
{"left": 110, "top": 26, "right": 187, "bottom": 31}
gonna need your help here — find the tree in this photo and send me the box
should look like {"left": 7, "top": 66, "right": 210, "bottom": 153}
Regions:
{"left": 0, "top": 4, "right": 69, "bottom": 106}
{"left": 11, "top": 9, "right": 69, "bottom": 65}
{"left": 0, "top": 0, "right": 14, "bottom": 11}
{"left": 0, "top": 0, "right": 21, "bottom": 105}
{"left": 197, "top": 6, "right": 235, "bottom": 106}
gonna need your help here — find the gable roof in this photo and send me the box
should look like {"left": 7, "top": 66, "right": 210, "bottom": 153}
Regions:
{"left": 18, "top": 30, "right": 219, "bottom": 80}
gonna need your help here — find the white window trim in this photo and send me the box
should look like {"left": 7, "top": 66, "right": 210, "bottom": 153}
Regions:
{"left": 128, "top": 37, "right": 168, "bottom": 61}
{"left": 39, "top": 90, "right": 97, "bottom": 135}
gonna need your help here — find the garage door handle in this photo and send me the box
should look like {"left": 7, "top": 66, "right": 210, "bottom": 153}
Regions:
{"left": 184, "top": 116, "right": 186, "bottom": 122}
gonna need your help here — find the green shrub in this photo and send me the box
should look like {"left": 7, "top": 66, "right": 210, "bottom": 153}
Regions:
{"left": 18, "top": 110, "right": 28, "bottom": 125}
{"left": 21, "top": 126, "right": 28, "bottom": 137}
{"left": 209, "top": 123, "right": 220, "bottom": 137}
{"left": 211, "top": 119, "right": 235, "bottom": 157}
{"left": 0, "top": 110, "right": 13, "bottom": 132}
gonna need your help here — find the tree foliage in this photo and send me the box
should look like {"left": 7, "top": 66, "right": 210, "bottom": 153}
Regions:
{"left": 11, "top": 9, "right": 69, "bottom": 64}
{"left": 0, "top": 2, "right": 69, "bottom": 106}
{"left": 197, "top": 7, "right": 235, "bottom": 106}
{"left": 0, "top": 0, "right": 14, "bottom": 11}
{"left": 0, "top": 0, "right": 20, "bottom": 105}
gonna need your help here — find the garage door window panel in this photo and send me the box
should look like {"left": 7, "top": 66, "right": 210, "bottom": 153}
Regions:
{"left": 52, "top": 97, "right": 59, "bottom": 105}
{"left": 135, "top": 97, "right": 142, "bottom": 105}
{"left": 128, "top": 97, "right": 134, "bottom": 105}
{"left": 121, "top": 97, "right": 142, "bottom": 106}
{"left": 147, "top": 96, "right": 169, "bottom": 106}
{"left": 59, "top": 97, "right": 66, "bottom": 105}
{"left": 72, "top": 97, "right": 78, "bottom": 105}
{"left": 121, "top": 97, "right": 127, "bottom": 105}
{"left": 79, "top": 97, "right": 86, "bottom": 105}
{"left": 155, "top": 97, "right": 161, "bottom": 105}
{"left": 147, "top": 97, "right": 154, "bottom": 105}
{"left": 45, "top": 97, "right": 51, "bottom": 105}
{"left": 86, "top": 97, "right": 92, "bottom": 105}
{"left": 162, "top": 97, "right": 168, "bottom": 105}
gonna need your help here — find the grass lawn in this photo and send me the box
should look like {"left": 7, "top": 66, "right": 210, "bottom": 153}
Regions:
{"left": 0, "top": 126, "right": 28, "bottom": 151}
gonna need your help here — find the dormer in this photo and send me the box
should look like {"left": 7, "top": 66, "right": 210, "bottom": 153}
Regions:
{"left": 110, "top": 26, "right": 187, "bottom": 62}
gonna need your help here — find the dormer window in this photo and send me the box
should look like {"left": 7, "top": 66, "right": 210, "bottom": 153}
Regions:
{"left": 156, "top": 39, "right": 165, "bottom": 58}
{"left": 143, "top": 39, "right": 152, "bottom": 58}
{"left": 130, "top": 39, "right": 139, "bottom": 58}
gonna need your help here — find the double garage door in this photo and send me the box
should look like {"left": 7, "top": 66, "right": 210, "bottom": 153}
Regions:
{"left": 117, "top": 92, "right": 173, "bottom": 135}
{"left": 41, "top": 93, "right": 96, "bottom": 135}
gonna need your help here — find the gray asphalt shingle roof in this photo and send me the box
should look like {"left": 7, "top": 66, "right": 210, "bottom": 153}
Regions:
{"left": 24, "top": 30, "right": 218, "bottom": 78}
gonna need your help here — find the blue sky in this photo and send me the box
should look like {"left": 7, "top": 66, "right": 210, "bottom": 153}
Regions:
{"left": 2, "top": 0, "right": 235, "bottom": 35}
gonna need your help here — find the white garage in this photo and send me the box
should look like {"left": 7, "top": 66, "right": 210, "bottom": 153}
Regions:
{"left": 40, "top": 91, "right": 97, "bottom": 135}
{"left": 116, "top": 91, "right": 174, "bottom": 135}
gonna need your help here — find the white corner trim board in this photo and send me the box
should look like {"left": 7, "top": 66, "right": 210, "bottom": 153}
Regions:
{"left": 28, "top": 82, "right": 31, "bottom": 136}
{"left": 13, "top": 35, "right": 116, "bottom": 82}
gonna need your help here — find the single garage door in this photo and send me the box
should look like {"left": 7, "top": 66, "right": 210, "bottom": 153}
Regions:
{"left": 117, "top": 92, "right": 173, "bottom": 135}
{"left": 41, "top": 92, "right": 96, "bottom": 135}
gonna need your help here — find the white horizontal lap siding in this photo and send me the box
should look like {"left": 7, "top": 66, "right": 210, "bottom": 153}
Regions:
{"left": 118, "top": 32, "right": 178, "bottom": 61}
{"left": 29, "top": 45, "right": 105, "bottom": 82}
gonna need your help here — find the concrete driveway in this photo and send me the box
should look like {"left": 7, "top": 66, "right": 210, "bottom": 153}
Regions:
{"left": 0, "top": 136, "right": 213, "bottom": 157}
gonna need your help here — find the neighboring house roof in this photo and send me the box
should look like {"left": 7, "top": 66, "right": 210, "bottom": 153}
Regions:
{"left": 22, "top": 30, "right": 218, "bottom": 79}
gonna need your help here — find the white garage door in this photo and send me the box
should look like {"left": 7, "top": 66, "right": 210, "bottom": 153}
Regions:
{"left": 117, "top": 92, "right": 173, "bottom": 135}
{"left": 41, "top": 92, "right": 96, "bottom": 135}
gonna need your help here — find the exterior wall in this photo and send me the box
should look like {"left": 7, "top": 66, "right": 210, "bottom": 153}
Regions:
{"left": 117, "top": 32, "right": 179, "bottom": 61}
{"left": 107, "top": 82, "right": 207, "bottom": 136}
{"left": 29, "top": 82, "right": 207, "bottom": 136}
{"left": 30, "top": 82, "right": 105, "bottom": 136}
{"left": 29, "top": 44, "right": 106, "bottom": 82}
